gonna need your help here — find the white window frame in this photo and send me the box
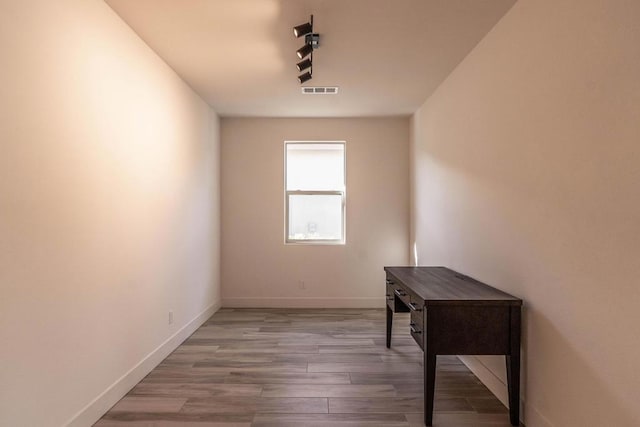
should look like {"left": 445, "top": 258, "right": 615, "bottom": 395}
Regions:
{"left": 284, "top": 141, "right": 346, "bottom": 245}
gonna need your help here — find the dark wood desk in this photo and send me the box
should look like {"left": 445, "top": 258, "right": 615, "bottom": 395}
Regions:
{"left": 384, "top": 266, "right": 522, "bottom": 426}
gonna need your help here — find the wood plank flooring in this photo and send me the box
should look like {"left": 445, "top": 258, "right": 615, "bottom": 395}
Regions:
{"left": 96, "top": 308, "right": 520, "bottom": 427}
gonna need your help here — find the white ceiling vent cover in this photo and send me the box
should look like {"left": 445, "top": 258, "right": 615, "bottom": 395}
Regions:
{"left": 301, "top": 87, "right": 339, "bottom": 95}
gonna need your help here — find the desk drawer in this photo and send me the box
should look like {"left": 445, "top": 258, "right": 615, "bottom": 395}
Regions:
{"left": 408, "top": 294, "right": 423, "bottom": 315}
{"left": 409, "top": 295, "right": 425, "bottom": 350}
{"left": 410, "top": 306, "right": 423, "bottom": 328}
{"left": 410, "top": 318, "right": 424, "bottom": 350}
{"left": 385, "top": 283, "right": 394, "bottom": 308}
{"left": 392, "top": 283, "right": 411, "bottom": 308}
{"left": 386, "top": 281, "right": 409, "bottom": 313}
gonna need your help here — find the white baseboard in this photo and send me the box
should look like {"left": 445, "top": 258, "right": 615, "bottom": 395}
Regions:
{"left": 458, "top": 355, "right": 510, "bottom": 407}
{"left": 459, "top": 355, "right": 547, "bottom": 426}
{"left": 222, "top": 297, "right": 385, "bottom": 308}
{"left": 65, "top": 300, "right": 221, "bottom": 427}
{"left": 524, "top": 401, "right": 554, "bottom": 427}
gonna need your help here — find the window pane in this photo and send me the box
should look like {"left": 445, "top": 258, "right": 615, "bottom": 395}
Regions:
{"left": 286, "top": 144, "right": 344, "bottom": 191}
{"left": 288, "top": 194, "right": 343, "bottom": 241}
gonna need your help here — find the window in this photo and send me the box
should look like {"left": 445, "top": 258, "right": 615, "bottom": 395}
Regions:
{"left": 285, "top": 142, "right": 345, "bottom": 244}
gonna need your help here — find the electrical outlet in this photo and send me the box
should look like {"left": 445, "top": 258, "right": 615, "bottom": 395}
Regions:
{"left": 168, "top": 310, "right": 173, "bottom": 325}
{"left": 298, "top": 280, "right": 306, "bottom": 290}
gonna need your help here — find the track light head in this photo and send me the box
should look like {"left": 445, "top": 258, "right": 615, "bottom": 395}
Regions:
{"left": 296, "top": 58, "right": 312, "bottom": 72}
{"left": 298, "top": 71, "right": 312, "bottom": 84}
{"left": 296, "top": 43, "right": 313, "bottom": 59}
{"left": 293, "top": 21, "right": 312, "bottom": 38}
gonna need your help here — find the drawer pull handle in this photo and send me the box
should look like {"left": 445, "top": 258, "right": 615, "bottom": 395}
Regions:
{"left": 410, "top": 323, "right": 421, "bottom": 334}
{"left": 394, "top": 289, "right": 406, "bottom": 297}
{"left": 409, "top": 302, "right": 422, "bottom": 312}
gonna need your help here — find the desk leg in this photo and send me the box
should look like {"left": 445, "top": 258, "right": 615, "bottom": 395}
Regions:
{"left": 386, "top": 305, "right": 393, "bottom": 348}
{"left": 423, "top": 350, "right": 436, "bottom": 426}
{"left": 506, "top": 306, "right": 521, "bottom": 426}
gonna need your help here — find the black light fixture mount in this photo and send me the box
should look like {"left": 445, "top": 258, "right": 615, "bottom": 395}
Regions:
{"left": 293, "top": 15, "right": 320, "bottom": 84}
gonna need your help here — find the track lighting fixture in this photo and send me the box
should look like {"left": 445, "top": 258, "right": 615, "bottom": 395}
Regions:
{"left": 293, "top": 21, "right": 312, "bottom": 38}
{"left": 296, "top": 58, "right": 312, "bottom": 72}
{"left": 298, "top": 71, "right": 312, "bottom": 84}
{"left": 296, "top": 43, "right": 313, "bottom": 59}
{"left": 292, "top": 15, "right": 320, "bottom": 84}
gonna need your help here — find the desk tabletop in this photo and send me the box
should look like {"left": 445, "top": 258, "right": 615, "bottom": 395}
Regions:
{"left": 384, "top": 266, "right": 522, "bottom": 306}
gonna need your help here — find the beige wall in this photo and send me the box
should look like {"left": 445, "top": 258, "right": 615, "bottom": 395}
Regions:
{"left": 411, "top": 0, "right": 640, "bottom": 425}
{"left": 0, "top": 1, "right": 220, "bottom": 426}
{"left": 221, "top": 118, "right": 409, "bottom": 307}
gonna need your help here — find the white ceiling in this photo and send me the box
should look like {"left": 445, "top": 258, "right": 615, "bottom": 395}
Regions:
{"left": 106, "top": 0, "right": 516, "bottom": 117}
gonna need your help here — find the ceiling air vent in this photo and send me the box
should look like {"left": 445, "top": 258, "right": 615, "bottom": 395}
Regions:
{"left": 301, "top": 86, "right": 339, "bottom": 95}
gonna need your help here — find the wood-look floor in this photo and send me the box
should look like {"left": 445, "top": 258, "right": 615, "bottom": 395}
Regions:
{"left": 96, "top": 308, "right": 520, "bottom": 427}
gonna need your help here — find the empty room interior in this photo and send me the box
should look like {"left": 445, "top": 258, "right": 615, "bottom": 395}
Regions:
{"left": 1, "top": 0, "right": 639, "bottom": 426}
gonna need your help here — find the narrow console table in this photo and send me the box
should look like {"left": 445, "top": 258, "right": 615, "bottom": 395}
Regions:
{"left": 384, "top": 266, "right": 522, "bottom": 426}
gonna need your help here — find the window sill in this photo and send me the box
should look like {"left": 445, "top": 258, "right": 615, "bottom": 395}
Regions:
{"left": 285, "top": 240, "right": 345, "bottom": 245}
